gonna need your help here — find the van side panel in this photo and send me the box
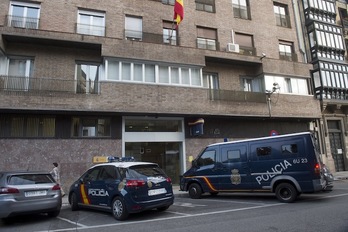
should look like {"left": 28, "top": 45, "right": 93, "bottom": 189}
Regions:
{"left": 218, "top": 143, "right": 252, "bottom": 190}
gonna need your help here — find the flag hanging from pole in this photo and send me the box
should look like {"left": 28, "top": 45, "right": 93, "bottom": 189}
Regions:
{"left": 174, "top": 0, "right": 184, "bottom": 27}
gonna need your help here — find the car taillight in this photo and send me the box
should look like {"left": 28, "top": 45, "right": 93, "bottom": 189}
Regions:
{"left": 52, "top": 184, "right": 61, "bottom": 191}
{"left": 126, "top": 180, "right": 146, "bottom": 187}
{"left": 0, "top": 187, "right": 19, "bottom": 194}
{"left": 166, "top": 177, "right": 172, "bottom": 183}
{"left": 314, "top": 163, "right": 321, "bottom": 174}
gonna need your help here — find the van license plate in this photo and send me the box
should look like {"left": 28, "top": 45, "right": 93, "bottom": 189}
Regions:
{"left": 25, "top": 190, "right": 47, "bottom": 197}
{"left": 148, "top": 188, "right": 167, "bottom": 196}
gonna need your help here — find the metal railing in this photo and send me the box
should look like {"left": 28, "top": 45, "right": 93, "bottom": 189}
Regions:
{"left": 76, "top": 23, "right": 105, "bottom": 36}
{"left": 208, "top": 89, "right": 267, "bottom": 103}
{"left": 0, "top": 76, "right": 100, "bottom": 94}
{"left": 6, "top": 15, "right": 39, "bottom": 29}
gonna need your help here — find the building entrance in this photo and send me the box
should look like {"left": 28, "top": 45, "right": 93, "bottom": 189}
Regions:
{"left": 328, "top": 120, "right": 346, "bottom": 171}
{"left": 122, "top": 117, "right": 185, "bottom": 184}
{"left": 125, "top": 142, "right": 181, "bottom": 184}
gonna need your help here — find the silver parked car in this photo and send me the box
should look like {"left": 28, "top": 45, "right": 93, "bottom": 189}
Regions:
{"left": 0, "top": 171, "right": 62, "bottom": 221}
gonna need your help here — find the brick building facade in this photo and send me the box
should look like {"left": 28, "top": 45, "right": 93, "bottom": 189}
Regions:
{"left": 0, "top": 0, "right": 346, "bottom": 191}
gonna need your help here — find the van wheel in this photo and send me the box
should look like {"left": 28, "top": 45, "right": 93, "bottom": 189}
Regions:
{"left": 188, "top": 183, "right": 202, "bottom": 199}
{"left": 275, "top": 183, "right": 297, "bottom": 203}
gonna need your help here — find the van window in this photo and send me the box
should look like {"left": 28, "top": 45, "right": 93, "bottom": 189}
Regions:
{"left": 257, "top": 146, "right": 272, "bottom": 156}
{"left": 281, "top": 144, "right": 298, "bottom": 154}
{"left": 222, "top": 150, "right": 241, "bottom": 163}
{"left": 196, "top": 150, "right": 216, "bottom": 166}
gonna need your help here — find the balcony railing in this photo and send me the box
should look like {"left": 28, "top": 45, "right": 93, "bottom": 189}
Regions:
{"left": 209, "top": 89, "right": 267, "bottom": 103}
{"left": 6, "top": 15, "right": 39, "bottom": 29}
{"left": 76, "top": 23, "right": 105, "bottom": 36}
{"left": 0, "top": 76, "right": 99, "bottom": 94}
{"left": 239, "top": 46, "right": 256, "bottom": 56}
{"left": 275, "top": 14, "right": 291, "bottom": 28}
{"left": 279, "top": 53, "right": 298, "bottom": 62}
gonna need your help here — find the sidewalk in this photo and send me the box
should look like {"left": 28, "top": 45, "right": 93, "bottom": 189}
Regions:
{"left": 333, "top": 171, "right": 348, "bottom": 180}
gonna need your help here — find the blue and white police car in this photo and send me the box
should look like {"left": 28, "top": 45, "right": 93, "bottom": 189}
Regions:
{"left": 68, "top": 157, "right": 174, "bottom": 220}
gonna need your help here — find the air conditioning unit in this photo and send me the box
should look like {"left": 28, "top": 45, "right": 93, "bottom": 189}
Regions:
{"left": 227, "top": 43, "right": 240, "bottom": 53}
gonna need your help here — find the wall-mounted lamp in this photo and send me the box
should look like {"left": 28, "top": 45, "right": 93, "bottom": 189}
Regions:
{"left": 266, "top": 82, "right": 280, "bottom": 117}
{"left": 260, "top": 53, "right": 266, "bottom": 61}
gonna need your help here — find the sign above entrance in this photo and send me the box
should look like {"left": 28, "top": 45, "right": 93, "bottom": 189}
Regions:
{"left": 188, "top": 118, "right": 204, "bottom": 136}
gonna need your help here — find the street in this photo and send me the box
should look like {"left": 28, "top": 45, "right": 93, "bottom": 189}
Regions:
{"left": 1, "top": 180, "right": 348, "bottom": 232}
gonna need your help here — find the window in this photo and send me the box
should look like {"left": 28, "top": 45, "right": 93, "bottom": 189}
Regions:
{"left": 279, "top": 41, "right": 295, "bottom": 61}
{"left": 0, "top": 115, "right": 55, "bottom": 138}
{"left": 125, "top": 119, "right": 182, "bottom": 132}
{"left": 242, "top": 77, "right": 262, "bottom": 92}
{"left": 257, "top": 147, "right": 272, "bottom": 156}
{"left": 6, "top": 57, "right": 34, "bottom": 91}
{"left": 265, "top": 75, "right": 309, "bottom": 95}
{"left": 197, "top": 27, "right": 217, "bottom": 50}
{"left": 163, "top": 21, "right": 177, "bottom": 45}
{"left": 72, "top": 117, "right": 111, "bottom": 137}
{"left": 196, "top": 150, "right": 216, "bottom": 167}
{"left": 232, "top": 0, "right": 250, "bottom": 19}
{"left": 281, "top": 144, "right": 298, "bottom": 154}
{"left": 104, "top": 59, "right": 204, "bottom": 88}
{"left": 76, "top": 64, "right": 99, "bottom": 94}
{"left": 77, "top": 10, "right": 105, "bottom": 36}
{"left": 9, "top": 1, "right": 40, "bottom": 29}
{"left": 203, "top": 73, "right": 219, "bottom": 89}
{"left": 235, "top": 33, "right": 253, "bottom": 48}
{"left": 222, "top": 150, "right": 241, "bottom": 163}
{"left": 195, "top": 0, "right": 215, "bottom": 13}
{"left": 125, "top": 16, "right": 142, "bottom": 40}
{"left": 235, "top": 33, "right": 255, "bottom": 55}
{"left": 274, "top": 3, "right": 291, "bottom": 28}
{"left": 162, "top": 0, "right": 175, "bottom": 5}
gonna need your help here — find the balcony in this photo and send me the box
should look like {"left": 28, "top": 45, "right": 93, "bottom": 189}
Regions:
{"left": 279, "top": 53, "right": 298, "bottom": 62}
{"left": 275, "top": 14, "right": 291, "bottom": 28}
{"left": 6, "top": 15, "right": 39, "bottom": 29}
{"left": 0, "top": 76, "right": 319, "bottom": 119}
{"left": 209, "top": 89, "right": 266, "bottom": 103}
{"left": 0, "top": 76, "right": 99, "bottom": 94}
{"left": 124, "top": 30, "right": 179, "bottom": 45}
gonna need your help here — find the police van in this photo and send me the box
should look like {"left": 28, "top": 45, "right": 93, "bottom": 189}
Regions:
{"left": 180, "top": 132, "right": 327, "bottom": 203}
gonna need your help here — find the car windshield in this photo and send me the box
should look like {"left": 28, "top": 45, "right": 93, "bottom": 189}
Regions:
{"left": 8, "top": 174, "right": 54, "bottom": 185}
{"left": 121, "top": 165, "right": 167, "bottom": 179}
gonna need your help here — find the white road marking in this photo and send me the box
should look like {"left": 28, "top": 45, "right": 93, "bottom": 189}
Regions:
{"left": 173, "top": 202, "right": 206, "bottom": 207}
{"left": 57, "top": 217, "right": 87, "bottom": 228}
{"left": 34, "top": 193, "right": 348, "bottom": 232}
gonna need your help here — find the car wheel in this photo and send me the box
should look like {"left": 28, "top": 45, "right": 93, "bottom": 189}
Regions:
{"left": 188, "top": 183, "right": 202, "bottom": 199}
{"left": 70, "top": 192, "right": 79, "bottom": 211}
{"left": 47, "top": 210, "right": 60, "bottom": 217}
{"left": 275, "top": 183, "right": 297, "bottom": 203}
{"left": 157, "top": 205, "right": 170, "bottom": 211}
{"left": 112, "top": 196, "right": 129, "bottom": 221}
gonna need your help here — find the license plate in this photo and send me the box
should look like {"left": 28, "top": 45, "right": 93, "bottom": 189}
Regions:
{"left": 148, "top": 188, "right": 167, "bottom": 196}
{"left": 25, "top": 190, "right": 47, "bottom": 197}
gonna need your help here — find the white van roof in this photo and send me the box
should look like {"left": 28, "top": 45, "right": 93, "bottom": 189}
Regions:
{"left": 207, "top": 132, "right": 312, "bottom": 147}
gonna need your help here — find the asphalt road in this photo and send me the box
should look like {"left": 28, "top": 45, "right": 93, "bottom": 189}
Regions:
{"left": 1, "top": 180, "right": 348, "bottom": 232}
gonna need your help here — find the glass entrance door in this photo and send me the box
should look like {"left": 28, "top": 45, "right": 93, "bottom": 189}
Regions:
{"left": 125, "top": 142, "right": 181, "bottom": 184}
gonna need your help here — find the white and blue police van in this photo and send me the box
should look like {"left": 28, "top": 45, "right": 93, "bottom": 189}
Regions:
{"left": 180, "top": 132, "right": 327, "bottom": 203}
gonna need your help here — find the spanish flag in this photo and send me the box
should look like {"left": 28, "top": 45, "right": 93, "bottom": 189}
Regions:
{"left": 174, "top": 0, "right": 184, "bottom": 27}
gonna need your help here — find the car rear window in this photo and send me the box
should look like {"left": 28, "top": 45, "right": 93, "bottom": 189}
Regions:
{"left": 121, "top": 165, "right": 167, "bottom": 179}
{"left": 8, "top": 174, "right": 54, "bottom": 185}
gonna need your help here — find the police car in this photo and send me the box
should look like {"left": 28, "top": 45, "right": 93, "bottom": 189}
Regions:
{"left": 68, "top": 157, "right": 174, "bottom": 220}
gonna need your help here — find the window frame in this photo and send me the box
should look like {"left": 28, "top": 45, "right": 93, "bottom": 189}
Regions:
{"left": 71, "top": 117, "right": 111, "bottom": 138}
{"left": 195, "top": 0, "right": 216, "bottom": 13}
{"left": 77, "top": 9, "right": 105, "bottom": 36}
{"left": 125, "top": 15, "right": 143, "bottom": 40}
{"left": 9, "top": 1, "right": 40, "bottom": 29}
{"left": 75, "top": 63, "right": 100, "bottom": 94}
{"left": 232, "top": 0, "right": 250, "bottom": 20}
